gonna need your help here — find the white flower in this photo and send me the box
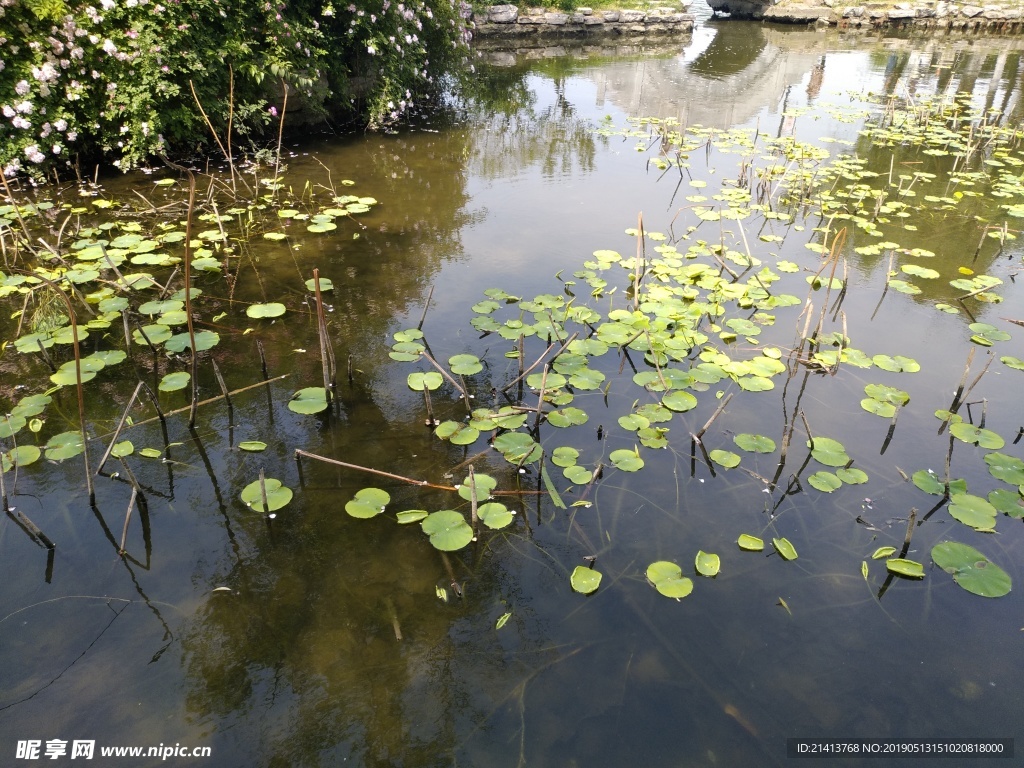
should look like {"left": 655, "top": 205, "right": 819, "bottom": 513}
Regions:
{"left": 1, "top": 104, "right": 14, "bottom": 117}
{"left": 54, "top": 118, "right": 67, "bottom": 131}
{"left": 24, "top": 144, "right": 46, "bottom": 163}
{"left": 100, "top": 0, "right": 115, "bottom": 8}
{"left": 67, "top": 130, "right": 77, "bottom": 141}
{"left": 12, "top": 115, "right": 30, "bottom": 129}
{"left": 15, "top": 79, "right": 30, "bottom": 95}
{"left": 15, "top": 100, "right": 33, "bottom": 114}
{"left": 52, "top": 143, "right": 62, "bottom": 154}
{"left": 102, "top": 38, "right": 117, "bottom": 55}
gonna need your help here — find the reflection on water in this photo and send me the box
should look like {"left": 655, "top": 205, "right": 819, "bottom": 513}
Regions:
{"left": 2, "top": 23, "right": 1024, "bottom": 768}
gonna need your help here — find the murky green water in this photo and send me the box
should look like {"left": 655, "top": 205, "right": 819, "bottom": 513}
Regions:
{"left": 2, "top": 20, "right": 1024, "bottom": 768}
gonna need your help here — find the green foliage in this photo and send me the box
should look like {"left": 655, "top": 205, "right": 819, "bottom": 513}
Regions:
{"left": 1, "top": 0, "right": 471, "bottom": 176}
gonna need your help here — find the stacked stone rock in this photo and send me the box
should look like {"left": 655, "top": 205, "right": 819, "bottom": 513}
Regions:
{"left": 472, "top": 4, "right": 695, "bottom": 36}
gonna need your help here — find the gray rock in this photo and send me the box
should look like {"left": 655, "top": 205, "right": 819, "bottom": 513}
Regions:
{"left": 960, "top": 5, "right": 983, "bottom": 16}
{"left": 888, "top": 8, "right": 917, "bottom": 17}
{"left": 577, "top": 6, "right": 593, "bottom": 14}
{"left": 844, "top": 5, "right": 864, "bottom": 16}
{"left": 544, "top": 11, "right": 569, "bottom": 24}
{"left": 488, "top": 4, "right": 518, "bottom": 22}
{"left": 517, "top": 14, "right": 543, "bottom": 23}
{"left": 584, "top": 14, "right": 604, "bottom": 24}
{"left": 619, "top": 9, "right": 647, "bottom": 21}
{"left": 602, "top": 10, "right": 620, "bottom": 20}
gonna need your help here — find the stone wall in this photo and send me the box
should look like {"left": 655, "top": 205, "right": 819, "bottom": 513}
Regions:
{"left": 718, "top": 0, "right": 1024, "bottom": 27}
{"left": 471, "top": 4, "right": 695, "bottom": 39}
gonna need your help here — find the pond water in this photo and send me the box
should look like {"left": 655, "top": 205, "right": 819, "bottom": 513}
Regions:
{"left": 2, "top": 18, "right": 1024, "bottom": 768}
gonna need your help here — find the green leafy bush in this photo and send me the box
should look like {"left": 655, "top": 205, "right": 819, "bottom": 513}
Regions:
{"left": 0, "top": 0, "right": 471, "bottom": 178}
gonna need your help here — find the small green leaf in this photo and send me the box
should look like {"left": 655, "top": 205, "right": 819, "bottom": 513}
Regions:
{"left": 396, "top": 509, "right": 429, "bottom": 524}
{"left": 288, "top": 387, "right": 329, "bottom": 414}
{"left": 240, "top": 477, "right": 293, "bottom": 512}
{"left": 44, "top": 431, "right": 85, "bottom": 461}
{"left": 808, "top": 471, "right": 842, "bottom": 493}
{"left": 345, "top": 487, "right": 390, "bottom": 518}
{"left": 407, "top": 371, "right": 443, "bottom": 391}
{"left": 610, "top": 448, "right": 644, "bottom": 472}
{"left": 448, "top": 354, "right": 483, "bottom": 376}
{"left": 950, "top": 422, "right": 1004, "bottom": 450}
{"left": 158, "top": 371, "right": 191, "bottom": 392}
{"left": 646, "top": 561, "right": 694, "bottom": 598}
{"left": 871, "top": 546, "right": 897, "bottom": 560}
{"left": 570, "top": 566, "right": 602, "bottom": 594}
{"left": 886, "top": 558, "right": 925, "bottom": 579}
{"left": 110, "top": 440, "right": 134, "bottom": 458}
{"left": 709, "top": 449, "right": 741, "bottom": 469}
{"left": 695, "top": 550, "right": 720, "bottom": 577}
{"left": 737, "top": 534, "right": 764, "bottom": 551}
{"left": 239, "top": 441, "right": 268, "bottom": 452}
{"left": 422, "top": 509, "right": 473, "bottom": 551}
{"left": 246, "top": 302, "right": 287, "bottom": 319}
{"left": 772, "top": 537, "right": 798, "bottom": 561}
{"left": 733, "top": 434, "right": 776, "bottom": 453}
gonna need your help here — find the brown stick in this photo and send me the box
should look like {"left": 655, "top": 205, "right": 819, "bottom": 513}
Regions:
{"left": 97, "top": 382, "right": 144, "bottom": 475}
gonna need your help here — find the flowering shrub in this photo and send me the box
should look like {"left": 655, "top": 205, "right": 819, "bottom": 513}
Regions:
{"left": 1, "top": 0, "right": 471, "bottom": 178}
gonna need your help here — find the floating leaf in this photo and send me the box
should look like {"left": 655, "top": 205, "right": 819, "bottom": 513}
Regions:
{"left": 396, "top": 509, "right": 429, "bottom": 524}
{"left": 495, "top": 611, "right": 512, "bottom": 630}
{"left": 872, "top": 354, "right": 920, "bottom": 373}
{"left": 435, "top": 420, "right": 480, "bottom": 446}
{"left": 478, "top": 502, "right": 514, "bottom": 530}
{"left": 860, "top": 398, "right": 896, "bottom": 418}
{"left": 240, "top": 477, "right": 293, "bottom": 512}
{"left": 984, "top": 452, "right": 1024, "bottom": 485}
{"left": 44, "top": 431, "right": 85, "bottom": 461}
{"left": 695, "top": 550, "right": 720, "bottom": 577}
{"left": 570, "top": 565, "right": 602, "bottom": 594}
{"left": 772, "top": 537, "right": 798, "bottom": 561}
{"left": 305, "top": 277, "right": 334, "bottom": 292}
{"left": 968, "top": 322, "right": 1010, "bottom": 346}
{"left": 808, "top": 471, "right": 842, "bottom": 493}
{"left": 421, "top": 510, "right": 473, "bottom": 551}
{"left": 734, "top": 433, "right": 775, "bottom": 453}
{"left": 610, "top": 449, "right": 644, "bottom": 472}
{"left": 737, "top": 534, "right": 764, "bottom": 551}
{"left": 886, "top": 558, "right": 925, "bottom": 579}
{"left": 872, "top": 546, "right": 897, "bottom": 560}
{"left": 139, "top": 447, "right": 163, "bottom": 458}
{"left": 448, "top": 354, "right": 483, "bottom": 376}
{"left": 407, "top": 372, "right": 443, "bottom": 391}
{"left": 493, "top": 432, "right": 542, "bottom": 464}
{"left": 931, "top": 541, "right": 1011, "bottom": 598}
{"left": 552, "top": 446, "right": 579, "bottom": 467}
{"left": 2, "top": 445, "right": 41, "bottom": 471}
{"left": 836, "top": 467, "right": 868, "bottom": 484}
{"left": 563, "top": 465, "right": 593, "bottom": 484}
{"left": 646, "top": 561, "right": 694, "bottom": 598}
{"left": 709, "top": 449, "right": 741, "bottom": 469}
{"left": 132, "top": 324, "right": 172, "bottom": 347}
{"left": 948, "top": 493, "right": 998, "bottom": 531}
{"left": 1000, "top": 355, "right": 1024, "bottom": 371}
{"left": 239, "top": 441, "right": 268, "bottom": 452}
{"left": 547, "top": 407, "right": 588, "bottom": 428}
{"left": 662, "top": 390, "right": 698, "bottom": 412}
{"left": 246, "top": 302, "right": 287, "bottom": 319}
{"left": 288, "top": 387, "right": 329, "bottom": 415}
{"left": 807, "top": 437, "right": 850, "bottom": 467}
{"left": 949, "top": 422, "right": 1005, "bottom": 450}
{"left": 158, "top": 371, "right": 191, "bottom": 392}
{"left": 458, "top": 473, "right": 497, "bottom": 501}
{"left": 345, "top": 487, "right": 390, "bottom": 518}
{"left": 165, "top": 330, "right": 220, "bottom": 353}
{"left": 988, "top": 489, "right": 1024, "bottom": 518}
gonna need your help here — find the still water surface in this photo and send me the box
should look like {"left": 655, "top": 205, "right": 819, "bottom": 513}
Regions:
{"left": 2, "top": 19, "right": 1024, "bottom": 768}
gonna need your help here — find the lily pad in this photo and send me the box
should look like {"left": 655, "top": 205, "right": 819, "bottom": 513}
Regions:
{"left": 807, "top": 437, "right": 850, "bottom": 468}
{"left": 44, "top": 431, "right": 85, "bottom": 461}
{"left": 493, "top": 432, "right": 542, "bottom": 464}
{"left": 709, "top": 449, "right": 741, "bottom": 469}
{"left": 872, "top": 354, "right": 920, "bottom": 373}
{"left": 949, "top": 422, "right": 1004, "bottom": 450}
{"left": 984, "top": 452, "right": 1024, "bottom": 485}
{"left": 407, "top": 371, "right": 444, "bottom": 391}
{"left": 772, "top": 537, "right": 798, "bottom": 561}
{"left": 478, "top": 502, "right": 515, "bottom": 530}
{"left": 836, "top": 467, "right": 868, "bottom": 484}
{"left": 737, "top": 534, "right": 764, "bottom": 551}
{"left": 646, "top": 561, "right": 694, "bottom": 598}
{"left": 247, "top": 302, "right": 287, "bottom": 319}
{"left": 158, "top": 371, "right": 191, "bottom": 392}
{"left": 458, "top": 473, "right": 497, "bottom": 502}
{"left": 396, "top": 509, "right": 429, "bottom": 524}
{"left": 240, "top": 477, "right": 293, "bottom": 512}
{"left": 662, "top": 390, "right": 698, "bottom": 412}
{"left": 570, "top": 565, "right": 603, "bottom": 594}
{"left": 547, "top": 407, "right": 589, "bottom": 428}
{"left": 733, "top": 433, "right": 776, "bottom": 453}
{"left": 165, "top": 330, "right": 220, "bottom": 353}
{"left": 345, "top": 487, "right": 390, "bottom": 519}
{"left": 987, "top": 489, "right": 1024, "bottom": 518}
{"left": 422, "top": 510, "right": 473, "bottom": 551}
{"left": 563, "top": 465, "right": 593, "bottom": 484}
{"left": 1, "top": 445, "right": 42, "bottom": 471}
{"left": 610, "top": 449, "right": 644, "bottom": 472}
{"left": 931, "top": 541, "right": 1011, "bottom": 597}
{"left": 808, "top": 471, "right": 842, "bottom": 493}
{"left": 435, "top": 420, "right": 480, "bottom": 446}
{"left": 948, "top": 493, "right": 998, "bottom": 531}
{"left": 305, "top": 277, "right": 334, "bottom": 292}
{"left": 552, "top": 446, "right": 580, "bottom": 467}
{"left": 886, "top": 558, "right": 925, "bottom": 579}
{"left": 239, "top": 441, "right": 268, "bottom": 452}
{"left": 288, "top": 387, "right": 329, "bottom": 415}
{"left": 695, "top": 550, "right": 720, "bottom": 577}
{"left": 448, "top": 354, "right": 483, "bottom": 376}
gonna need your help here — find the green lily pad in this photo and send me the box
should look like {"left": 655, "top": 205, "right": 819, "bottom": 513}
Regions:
{"left": 240, "top": 477, "right": 293, "bottom": 512}
{"left": 733, "top": 433, "right": 776, "bottom": 453}
{"left": 435, "top": 420, "right": 480, "bottom": 446}
{"left": 772, "top": 537, "right": 798, "bottom": 561}
{"left": 246, "top": 302, "right": 287, "bottom": 319}
{"left": 0, "top": 415, "right": 27, "bottom": 439}
{"left": 139, "top": 447, "right": 163, "bottom": 458}
{"left": 737, "top": 534, "right": 764, "bottom": 551}
{"left": 158, "top": 371, "right": 191, "bottom": 392}
{"left": 695, "top": 550, "right": 720, "bottom": 577}
{"left": 552, "top": 446, "right": 579, "bottom": 467}
{"left": 132, "top": 323, "right": 172, "bottom": 347}
{"left": 807, "top": 437, "right": 850, "bottom": 467}
{"left": 984, "top": 452, "right": 1024, "bottom": 485}
{"left": 886, "top": 558, "right": 925, "bottom": 579}
{"left": 872, "top": 354, "right": 920, "bottom": 373}
{"left": 547, "top": 407, "right": 588, "bottom": 428}
{"left": 165, "top": 330, "right": 221, "bottom": 353}
{"left": 2, "top": 444, "right": 42, "bottom": 471}
{"left": 949, "top": 422, "right": 1005, "bottom": 450}
{"left": 478, "top": 502, "right": 515, "bottom": 530}
{"left": 448, "top": 354, "right": 483, "bottom": 376}
{"left": 662, "top": 390, "right": 698, "bottom": 412}
{"left": 422, "top": 509, "right": 473, "bottom": 551}
{"left": 305, "top": 277, "right": 334, "bottom": 292}
{"left": 396, "top": 509, "right": 429, "bottom": 524}
{"left": 968, "top": 322, "right": 1010, "bottom": 346}
{"left": 808, "top": 471, "right": 842, "bottom": 493}
{"left": 709, "top": 449, "right": 741, "bottom": 469}
{"left": 345, "top": 487, "right": 390, "bottom": 519}
{"left": 872, "top": 546, "right": 897, "bottom": 559}
{"left": 570, "top": 565, "right": 603, "bottom": 595}
{"left": 44, "top": 431, "right": 86, "bottom": 461}
{"left": 988, "top": 488, "right": 1024, "bottom": 518}
{"left": 948, "top": 493, "right": 998, "bottom": 531}
{"left": 239, "top": 441, "right": 268, "bottom": 452}
{"left": 458, "top": 473, "right": 497, "bottom": 502}
{"left": 931, "top": 541, "right": 1011, "bottom": 597}
{"left": 110, "top": 440, "right": 134, "bottom": 458}
{"left": 493, "top": 432, "right": 542, "bottom": 464}
{"left": 407, "top": 372, "right": 443, "bottom": 391}
{"left": 836, "top": 467, "right": 868, "bottom": 484}
{"left": 610, "top": 449, "right": 644, "bottom": 472}
{"left": 288, "top": 387, "right": 329, "bottom": 415}
{"left": 1000, "top": 355, "right": 1024, "bottom": 371}
{"left": 860, "top": 398, "right": 896, "bottom": 418}
{"left": 563, "top": 465, "right": 593, "bottom": 484}
{"left": 646, "top": 561, "right": 694, "bottom": 598}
